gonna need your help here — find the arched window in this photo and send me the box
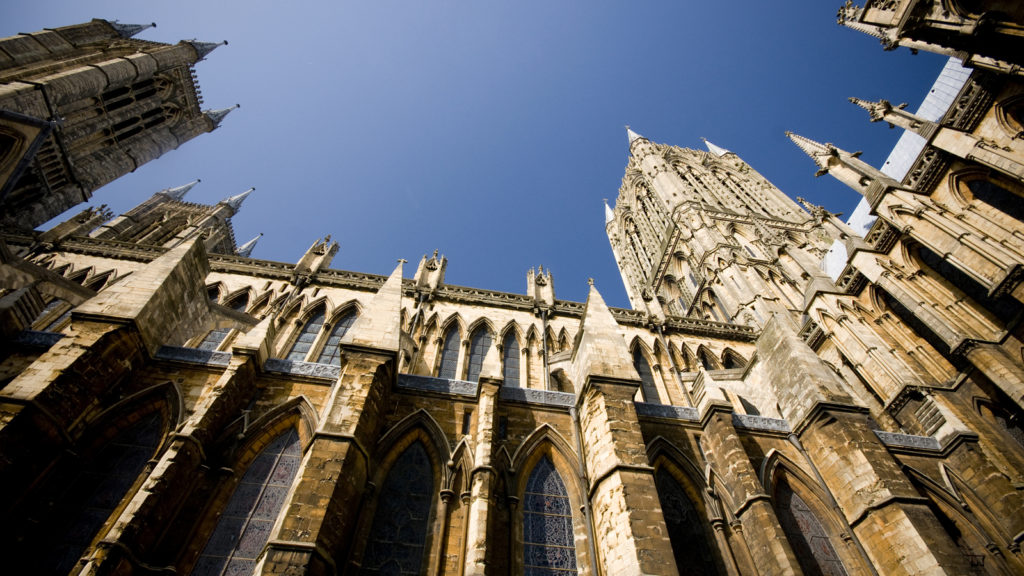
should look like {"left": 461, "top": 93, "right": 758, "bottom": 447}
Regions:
{"left": 523, "top": 456, "right": 578, "bottom": 574}
{"left": 198, "top": 294, "right": 251, "bottom": 351}
{"left": 438, "top": 324, "right": 460, "bottom": 379}
{"left": 317, "top": 310, "right": 358, "bottom": 366}
{"left": 774, "top": 479, "right": 848, "bottom": 576}
{"left": 360, "top": 441, "right": 435, "bottom": 575}
{"left": 286, "top": 306, "right": 325, "bottom": 362}
{"left": 38, "top": 413, "right": 164, "bottom": 574}
{"left": 966, "top": 179, "right": 1024, "bottom": 221}
{"left": 699, "top": 349, "right": 717, "bottom": 371}
{"left": 633, "top": 348, "right": 661, "bottom": 404}
{"left": 466, "top": 326, "right": 493, "bottom": 382}
{"left": 503, "top": 332, "right": 521, "bottom": 387}
{"left": 654, "top": 468, "right": 719, "bottom": 575}
{"left": 192, "top": 428, "right": 302, "bottom": 576}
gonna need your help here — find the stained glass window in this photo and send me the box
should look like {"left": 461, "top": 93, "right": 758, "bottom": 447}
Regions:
{"left": 360, "top": 441, "right": 434, "bottom": 575}
{"left": 655, "top": 468, "right": 719, "bottom": 575}
{"left": 523, "top": 456, "right": 578, "bottom": 575}
{"left": 633, "top": 348, "right": 661, "bottom": 404}
{"left": 438, "top": 325, "right": 460, "bottom": 379}
{"left": 503, "top": 331, "right": 521, "bottom": 387}
{"left": 774, "top": 480, "right": 848, "bottom": 576}
{"left": 286, "top": 306, "right": 325, "bottom": 362}
{"left": 192, "top": 428, "right": 302, "bottom": 576}
{"left": 466, "top": 327, "right": 493, "bottom": 382}
{"left": 316, "top": 310, "right": 358, "bottom": 366}
{"left": 40, "top": 413, "right": 163, "bottom": 574}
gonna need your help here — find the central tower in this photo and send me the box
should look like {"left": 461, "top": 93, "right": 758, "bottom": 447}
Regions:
{"left": 606, "top": 129, "right": 843, "bottom": 325}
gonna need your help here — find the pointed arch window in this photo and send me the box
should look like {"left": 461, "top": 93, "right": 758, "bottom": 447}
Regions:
{"left": 38, "top": 413, "right": 164, "bottom": 575}
{"left": 966, "top": 179, "right": 1024, "bottom": 221}
{"left": 360, "top": 441, "right": 435, "bottom": 575}
{"left": 654, "top": 468, "right": 719, "bottom": 575}
{"left": 633, "top": 348, "right": 661, "bottom": 404}
{"left": 192, "top": 428, "right": 302, "bottom": 576}
{"left": 523, "top": 456, "right": 578, "bottom": 574}
{"left": 466, "top": 326, "right": 493, "bottom": 382}
{"left": 699, "top": 349, "right": 717, "bottom": 371}
{"left": 774, "top": 479, "right": 848, "bottom": 576}
{"left": 503, "top": 331, "right": 521, "bottom": 387}
{"left": 316, "top": 309, "right": 358, "bottom": 366}
{"left": 438, "top": 324, "right": 460, "bottom": 379}
{"left": 286, "top": 306, "right": 326, "bottom": 362}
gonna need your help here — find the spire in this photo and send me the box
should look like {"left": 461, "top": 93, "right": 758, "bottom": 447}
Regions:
{"left": 626, "top": 126, "right": 644, "bottom": 145}
{"left": 158, "top": 179, "right": 200, "bottom": 201}
{"left": 236, "top": 233, "right": 263, "bottom": 258}
{"left": 701, "top": 137, "right": 731, "bottom": 157}
{"left": 187, "top": 39, "right": 228, "bottom": 61}
{"left": 785, "top": 131, "right": 836, "bottom": 177}
{"left": 204, "top": 104, "right": 240, "bottom": 128}
{"left": 340, "top": 260, "right": 404, "bottom": 353}
{"left": 105, "top": 20, "right": 156, "bottom": 38}
{"left": 604, "top": 199, "right": 615, "bottom": 224}
{"left": 221, "top": 187, "right": 254, "bottom": 213}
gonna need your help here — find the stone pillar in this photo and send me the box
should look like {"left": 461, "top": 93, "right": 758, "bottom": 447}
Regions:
{"left": 570, "top": 282, "right": 678, "bottom": 575}
{"left": 464, "top": 379, "right": 499, "bottom": 575}
{"left": 693, "top": 370, "right": 803, "bottom": 576}
{"left": 758, "top": 313, "right": 973, "bottom": 575}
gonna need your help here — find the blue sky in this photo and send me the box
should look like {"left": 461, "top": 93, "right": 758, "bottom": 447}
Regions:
{"left": 4, "top": 1, "right": 948, "bottom": 307}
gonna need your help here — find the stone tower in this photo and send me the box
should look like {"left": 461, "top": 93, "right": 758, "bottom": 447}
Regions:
{"left": 0, "top": 19, "right": 233, "bottom": 230}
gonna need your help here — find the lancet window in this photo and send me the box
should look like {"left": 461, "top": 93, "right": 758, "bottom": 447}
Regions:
{"left": 438, "top": 324, "right": 461, "bottom": 379}
{"left": 633, "top": 348, "right": 661, "bottom": 404}
{"left": 523, "top": 456, "right": 578, "bottom": 574}
{"left": 360, "top": 441, "right": 435, "bottom": 575}
{"left": 317, "top": 309, "right": 358, "bottom": 366}
{"left": 966, "top": 179, "right": 1024, "bottom": 221}
{"left": 192, "top": 428, "right": 302, "bottom": 576}
{"left": 286, "top": 305, "right": 326, "bottom": 362}
{"left": 503, "top": 331, "right": 521, "bottom": 387}
{"left": 774, "top": 479, "right": 848, "bottom": 576}
{"left": 466, "top": 326, "right": 493, "bottom": 382}
{"left": 654, "top": 468, "right": 719, "bottom": 575}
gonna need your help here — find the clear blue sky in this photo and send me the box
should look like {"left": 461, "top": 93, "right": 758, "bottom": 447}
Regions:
{"left": 4, "top": 1, "right": 948, "bottom": 307}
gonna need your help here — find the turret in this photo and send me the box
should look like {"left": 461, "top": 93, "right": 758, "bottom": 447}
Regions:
{"left": 413, "top": 249, "right": 447, "bottom": 295}
{"left": 527, "top": 265, "right": 555, "bottom": 310}
{"left": 848, "top": 97, "right": 937, "bottom": 138}
{"left": 785, "top": 131, "right": 908, "bottom": 208}
{"left": 292, "top": 236, "right": 338, "bottom": 288}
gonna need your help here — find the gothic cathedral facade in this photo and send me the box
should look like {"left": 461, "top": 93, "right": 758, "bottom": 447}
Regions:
{"left": 2, "top": 3, "right": 1024, "bottom": 575}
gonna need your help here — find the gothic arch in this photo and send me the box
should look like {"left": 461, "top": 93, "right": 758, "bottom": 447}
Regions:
{"left": 68, "top": 265, "right": 94, "bottom": 285}
{"left": 466, "top": 316, "right": 497, "bottom": 340}
{"left": 376, "top": 409, "right": 453, "bottom": 483}
{"left": 761, "top": 450, "right": 856, "bottom": 576}
{"left": 721, "top": 348, "right": 748, "bottom": 370}
{"left": 696, "top": 345, "right": 721, "bottom": 370}
{"left": 83, "top": 269, "right": 113, "bottom": 291}
{"left": 222, "top": 286, "right": 255, "bottom": 311}
{"left": 449, "top": 437, "right": 476, "bottom": 495}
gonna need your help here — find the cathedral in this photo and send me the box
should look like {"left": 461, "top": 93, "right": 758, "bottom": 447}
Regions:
{"left": 1, "top": 3, "right": 1024, "bottom": 575}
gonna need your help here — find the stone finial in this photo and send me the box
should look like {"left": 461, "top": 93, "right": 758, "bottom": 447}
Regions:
{"left": 340, "top": 260, "right": 404, "bottom": 353}
{"left": 187, "top": 39, "right": 228, "bottom": 61}
{"left": 221, "top": 187, "right": 254, "bottom": 213}
{"left": 785, "top": 131, "right": 838, "bottom": 177}
{"left": 204, "top": 104, "right": 240, "bottom": 128}
{"left": 604, "top": 199, "right": 615, "bottom": 225}
{"left": 700, "top": 137, "right": 731, "bottom": 157}
{"left": 236, "top": 233, "right": 262, "bottom": 258}
{"left": 414, "top": 249, "right": 446, "bottom": 291}
{"left": 105, "top": 20, "right": 156, "bottom": 38}
{"left": 569, "top": 282, "right": 640, "bottom": 389}
{"left": 527, "top": 266, "right": 555, "bottom": 308}
{"left": 626, "top": 125, "right": 644, "bottom": 145}
{"left": 158, "top": 179, "right": 201, "bottom": 201}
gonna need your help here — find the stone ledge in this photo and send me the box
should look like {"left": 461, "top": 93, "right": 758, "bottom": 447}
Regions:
{"left": 155, "top": 345, "right": 230, "bottom": 366}
{"left": 397, "top": 373, "right": 478, "bottom": 397}
{"left": 12, "top": 330, "right": 65, "bottom": 349}
{"left": 264, "top": 358, "right": 340, "bottom": 380}
{"left": 732, "top": 414, "right": 791, "bottom": 433}
{"left": 499, "top": 387, "right": 575, "bottom": 407}
{"left": 874, "top": 430, "right": 942, "bottom": 451}
{"left": 635, "top": 402, "right": 699, "bottom": 421}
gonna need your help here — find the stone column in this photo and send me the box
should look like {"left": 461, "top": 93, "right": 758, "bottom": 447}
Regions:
{"left": 464, "top": 379, "right": 500, "bottom": 575}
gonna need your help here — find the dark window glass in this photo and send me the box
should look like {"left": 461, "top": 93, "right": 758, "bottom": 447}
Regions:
{"left": 438, "top": 325, "right": 460, "bottom": 379}
{"left": 192, "top": 429, "right": 302, "bottom": 576}
{"left": 918, "top": 244, "right": 1020, "bottom": 320}
{"left": 317, "top": 311, "right": 358, "bottom": 366}
{"left": 775, "top": 480, "right": 848, "bottom": 576}
{"left": 967, "top": 179, "right": 1024, "bottom": 222}
{"left": 40, "top": 413, "right": 163, "bottom": 575}
{"left": 523, "top": 456, "right": 577, "bottom": 575}
{"left": 360, "top": 441, "right": 434, "bottom": 575}
{"left": 503, "top": 332, "right": 521, "bottom": 387}
{"left": 633, "top": 348, "right": 661, "bottom": 404}
{"left": 286, "top": 307, "right": 325, "bottom": 362}
{"left": 655, "top": 468, "right": 719, "bottom": 575}
{"left": 466, "top": 327, "right": 493, "bottom": 382}
{"left": 198, "top": 328, "right": 231, "bottom": 351}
